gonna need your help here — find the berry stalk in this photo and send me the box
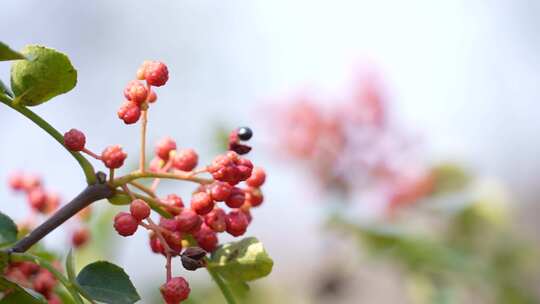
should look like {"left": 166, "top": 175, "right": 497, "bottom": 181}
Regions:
{"left": 128, "top": 181, "right": 157, "bottom": 198}
{"left": 140, "top": 108, "right": 149, "bottom": 173}
{"left": 145, "top": 218, "right": 174, "bottom": 281}
{"left": 112, "top": 171, "right": 213, "bottom": 187}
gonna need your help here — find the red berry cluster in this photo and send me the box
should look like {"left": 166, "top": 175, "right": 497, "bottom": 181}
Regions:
{"left": 112, "top": 133, "right": 266, "bottom": 303}
{"left": 4, "top": 261, "right": 62, "bottom": 304}
{"left": 269, "top": 72, "right": 432, "bottom": 214}
{"left": 8, "top": 172, "right": 60, "bottom": 214}
{"left": 8, "top": 172, "right": 92, "bottom": 249}
{"left": 57, "top": 61, "right": 268, "bottom": 304}
{"left": 118, "top": 61, "right": 168, "bottom": 124}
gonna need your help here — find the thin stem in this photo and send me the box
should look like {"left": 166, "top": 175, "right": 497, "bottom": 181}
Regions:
{"left": 122, "top": 184, "right": 136, "bottom": 200}
{"left": 0, "top": 94, "right": 96, "bottom": 184}
{"left": 207, "top": 266, "right": 238, "bottom": 304}
{"left": 150, "top": 178, "right": 161, "bottom": 192}
{"left": 188, "top": 166, "right": 209, "bottom": 176}
{"left": 82, "top": 148, "right": 101, "bottom": 160}
{"left": 146, "top": 218, "right": 172, "bottom": 254}
{"left": 10, "top": 252, "right": 85, "bottom": 304}
{"left": 166, "top": 255, "right": 172, "bottom": 282}
{"left": 113, "top": 171, "right": 212, "bottom": 188}
{"left": 129, "top": 181, "right": 157, "bottom": 198}
{"left": 140, "top": 221, "right": 169, "bottom": 235}
{"left": 151, "top": 160, "right": 173, "bottom": 192}
{"left": 145, "top": 218, "right": 173, "bottom": 281}
{"left": 140, "top": 108, "right": 148, "bottom": 173}
{"left": 109, "top": 168, "right": 115, "bottom": 185}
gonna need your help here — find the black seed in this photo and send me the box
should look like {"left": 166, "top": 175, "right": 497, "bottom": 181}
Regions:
{"left": 237, "top": 127, "right": 253, "bottom": 141}
{"left": 229, "top": 142, "right": 252, "bottom": 155}
{"left": 181, "top": 256, "right": 205, "bottom": 271}
{"left": 182, "top": 247, "right": 207, "bottom": 260}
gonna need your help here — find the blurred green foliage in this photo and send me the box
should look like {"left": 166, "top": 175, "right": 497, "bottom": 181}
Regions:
{"left": 328, "top": 163, "right": 539, "bottom": 304}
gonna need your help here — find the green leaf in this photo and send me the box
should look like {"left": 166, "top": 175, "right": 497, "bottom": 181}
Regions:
{"left": 0, "top": 42, "right": 25, "bottom": 61}
{"left": 331, "top": 218, "right": 478, "bottom": 275}
{"left": 227, "top": 281, "right": 250, "bottom": 299}
{"left": 210, "top": 237, "right": 273, "bottom": 282}
{"left": 0, "top": 212, "right": 18, "bottom": 247}
{"left": 0, "top": 79, "right": 13, "bottom": 98}
{"left": 10, "top": 45, "right": 77, "bottom": 106}
{"left": 107, "top": 193, "right": 131, "bottom": 205}
{"left": 0, "top": 277, "right": 47, "bottom": 304}
{"left": 76, "top": 261, "right": 140, "bottom": 304}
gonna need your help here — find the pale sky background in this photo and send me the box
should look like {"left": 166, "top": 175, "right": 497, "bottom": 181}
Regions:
{"left": 1, "top": 1, "right": 540, "bottom": 302}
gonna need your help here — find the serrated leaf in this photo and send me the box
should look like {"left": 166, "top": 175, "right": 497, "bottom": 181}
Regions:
{"left": 0, "top": 212, "right": 18, "bottom": 247}
{"left": 0, "top": 42, "right": 25, "bottom": 61}
{"left": 10, "top": 44, "right": 77, "bottom": 106}
{"left": 0, "top": 277, "right": 47, "bottom": 304}
{"left": 210, "top": 237, "right": 273, "bottom": 282}
{"left": 76, "top": 261, "right": 140, "bottom": 304}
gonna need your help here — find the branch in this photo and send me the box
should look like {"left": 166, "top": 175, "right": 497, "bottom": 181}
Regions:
{"left": 9, "top": 172, "right": 114, "bottom": 253}
{"left": 112, "top": 171, "right": 212, "bottom": 187}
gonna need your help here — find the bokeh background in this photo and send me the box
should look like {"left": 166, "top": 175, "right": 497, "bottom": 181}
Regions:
{"left": 1, "top": 1, "right": 540, "bottom": 303}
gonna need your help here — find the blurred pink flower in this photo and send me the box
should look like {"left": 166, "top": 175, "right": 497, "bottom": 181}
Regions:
{"left": 266, "top": 70, "right": 432, "bottom": 213}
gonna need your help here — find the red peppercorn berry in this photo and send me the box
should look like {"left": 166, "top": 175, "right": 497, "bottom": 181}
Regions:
{"left": 246, "top": 167, "right": 266, "bottom": 188}
{"left": 63, "top": 129, "right": 86, "bottom": 152}
{"left": 155, "top": 137, "right": 177, "bottom": 160}
{"left": 225, "top": 187, "right": 245, "bottom": 208}
{"left": 130, "top": 199, "right": 151, "bottom": 221}
{"left": 71, "top": 227, "right": 90, "bottom": 248}
{"left": 209, "top": 182, "right": 232, "bottom": 202}
{"left": 171, "top": 148, "right": 198, "bottom": 171}
{"left": 160, "top": 277, "right": 190, "bottom": 304}
{"left": 194, "top": 224, "right": 218, "bottom": 252}
{"left": 144, "top": 61, "right": 169, "bottom": 87}
{"left": 117, "top": 100, "right": 142, "bottom": 124}
{"left": 175, "top": 209, "right": 202, "bottom": 233}
{"left": 113, "top": 212, "right": 139, "bottom": 236}
{"left": 123, "top": 80, "right": 148, "bottom": 104}
{"left": 101, "top": 145, "right": 127, "bottom": 169}
{"left": 191, "top": 192, "right": 214, "bottom": 215}
{"left": 204, "top": 207, "right": 227, "bottom": 233}
{"left": 245, "top": 187, "right": 264, "bottom": 207}
{"left": 225, "top": 210, "right": 249, "bottom": 237}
